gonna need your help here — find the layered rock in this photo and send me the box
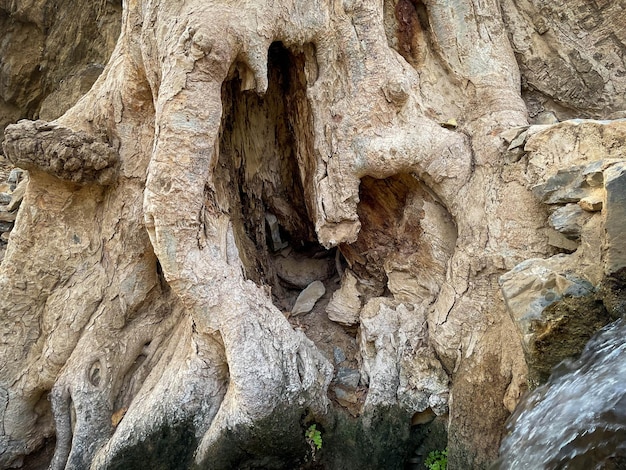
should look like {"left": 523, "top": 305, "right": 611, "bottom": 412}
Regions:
{"left": 501, "top": 120, "right": 626, "bottom": 387}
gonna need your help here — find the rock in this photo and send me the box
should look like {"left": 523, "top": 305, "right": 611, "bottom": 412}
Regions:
{"left": 0, "top": 211, "right": 17, "bottom": 223}
{"left": 532, "top": 111, "right": 559, "bottom": 125}
{"left": 265, "top": 213, "right": 288, "bottom": 251}
{"left": 507, "top": 129, "right": 529, "bottom": 151}
{"left": 39, "top": 65, "right": 106, "bottom": 120}
{"left": 0, "top": 221, "right": 14, "bottom": 232}
{"left": 532, "top": 166, "right": 589, "bottom": 204}
{"left": 500, "top": 256, "right": 595, "bottom": 339}
{"left": 498, "top": 256, "right": 610, "bottom": 385}
{"left": 291, "top": 280, "right": 326, "bottom": 315}
{"left": 545, "top": 229, "right": 578, "bottom": 252}
{"left": 7, "top": 168, "right": 23, "bottom": 185}
{"left": 500, "top": 252, "right": 610, "bottom": 386}
{"left": 326, "top": 270, "right": 361, "bottom": 325}
{"left": 501, "top": 125, "right": 557, "bottom": 163}
{"left": 411, "top": 407, "right": 436, "bottom": 426}
{"left": 1, "top": 232, "right": 9, "bottom": 242}
{"left": 578, "top": 194, "right": 603, "bottom": 212}
{"left": 500, "top": 126, "right": 529, "bottom": 144}
{"left": 582, "top": 161, "right": 604, "bottom": 187}
{"left": 273, "top": 251, "right": 333, "bottom": 288}
{"left": 333, "top": 386, "right": 359, "bottom": 406}
{"left": 524, "top": 293, "right": 611, "bottom": 386}
{"left": 333, "top": 346, "right": 346, "bottom": 365}
{"left": 335, "top": 367, "right": 360, "bottom": 390}
{"left": 608, "top": 111, "right": 626, "bottom": 120}
{"left": 603, "top": 163, "right": 626, "bottom": 274}
{"left": 548, "top": 204, "right": 591, "bottom": 240}
{"left": 502, "top": 1, "right": 626, "bottom": 117}
{"left": 0, "top": 193, "right": 11, "bottom": 205}
{"left": 6, "top": 176, "right": 28, "bottom": 212}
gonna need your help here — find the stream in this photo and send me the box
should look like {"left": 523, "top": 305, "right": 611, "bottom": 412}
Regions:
{"left": 492, "top": 319, "right": 626, "bottom": 469}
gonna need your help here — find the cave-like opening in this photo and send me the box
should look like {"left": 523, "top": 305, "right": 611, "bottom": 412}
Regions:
{"left": 217, "top": 41, "right": 337, "bottom": 309}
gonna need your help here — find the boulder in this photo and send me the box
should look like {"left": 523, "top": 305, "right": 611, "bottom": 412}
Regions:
{"left": 273, "top": 250, "right": 334, "bottom": 288}
{"left": 500, "top": 256, "right": 610, "bottom": 386}
{"left": 326, "top": 270, "right": 361, "bottom": 326}
{"left": 603, "top": 162, "right": 626, "bottom": 275}
{"left": 548, "top": 203, "right": 591, "bottom": 240}
{"left": 291, "top": 280, "right": 326, "bottom": 315}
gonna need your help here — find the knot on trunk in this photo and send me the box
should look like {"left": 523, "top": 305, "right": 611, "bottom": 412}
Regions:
{"left": 2, "top": 120, "right": 119, "bottom": 185}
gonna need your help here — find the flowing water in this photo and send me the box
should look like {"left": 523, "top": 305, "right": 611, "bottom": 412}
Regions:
{"left": 492, "top": 319, "right": 626, "bottom": 469}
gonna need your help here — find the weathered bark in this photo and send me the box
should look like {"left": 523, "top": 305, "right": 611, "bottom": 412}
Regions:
{"left": 1, "top": 0, "right": 625, "bottom": 469}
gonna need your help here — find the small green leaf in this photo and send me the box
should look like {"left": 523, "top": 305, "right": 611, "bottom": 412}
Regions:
{"left": 425, "top": 449, "right": 447, "bottom": 470}
{"left": 305, "top": 424, "right": 323, "bottom": 450}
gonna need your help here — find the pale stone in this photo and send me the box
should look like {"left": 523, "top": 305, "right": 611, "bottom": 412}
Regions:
{"left": 333, "top": 386, "right": 359, "bottom": 406}
{"left": 0, "top": 211, "right": 17, "bottom": 223}
{"left": 7, "top": 168, "right": 24, "bottom": 185}
{"left": 507, "top": 129, "right": 529, "bottom": 150}
{"left": 326, "top": 270, "right": 361, "bottom": 325}
{"left": 582, "top": 161, "right": 604, "bottom": 187}
{"left": 578, "top": 195, "right": 603, "bottom": 212}
{"left": 6, "top": 175, "right": 28, "bottom": 212}
{"left": 546, "top": 228, "right": 579, "bottom": 252}
{"left": 273, "top": 252, "right": 333, "bottom": 288}
{"left": 335, "top": 367, "right": 360, "bottom": 390}
{"left": 291, "top": 280, "right": 326, "bottom": 315}
{"left": 265, "top": 213, "right": 288, "bottom": 251}
{"left": 533, "top": 111, "right": 559, "bottom": 125}
{"left": 500, "top": 126, "right": 528, "bottom": 144}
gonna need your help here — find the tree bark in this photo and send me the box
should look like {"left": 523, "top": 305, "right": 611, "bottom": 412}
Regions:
{"left": 1, "top": 0, "right": 625, "bottom": 468}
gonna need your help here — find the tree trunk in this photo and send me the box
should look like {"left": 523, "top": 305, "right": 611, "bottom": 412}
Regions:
{"left": 1, "top": 0, "right": 625, "bottom": 468}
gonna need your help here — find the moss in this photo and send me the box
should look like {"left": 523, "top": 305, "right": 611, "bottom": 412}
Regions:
{"left": 106, "top": 418, "right": 198, "bottom": 470}
{"left": 598, "top": 267, "right": 626, "bottom": 319}
{"left": 192, "top": 406, "right": 309, "bottom": 470}
{"left": 316, "top": 405, "right": 419, "bottom": 470}
{"left": 527, "top": 293, "right": 611, "bottom": 388}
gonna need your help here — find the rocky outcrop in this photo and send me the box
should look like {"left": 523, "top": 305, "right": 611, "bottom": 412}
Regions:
{"left": 501, "top": 120, "right": 626, "bottom": 387}
{"left": 501, "top": 0, "right": 626, "bottom": 120}
{"left": 0, "top": 0, "right": 121, "bottom": 144}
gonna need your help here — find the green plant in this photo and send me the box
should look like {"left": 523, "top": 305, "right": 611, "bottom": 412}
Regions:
{"left": 424, "top": 449, "right": 447, "bottom": 470}
{"left": 305, "top": 424, "right": 323, "bottom": 450}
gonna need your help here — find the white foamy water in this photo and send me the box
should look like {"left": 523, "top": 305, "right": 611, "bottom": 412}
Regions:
{"left": 493, "top": 319, "right": 626, "bottom": 469}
